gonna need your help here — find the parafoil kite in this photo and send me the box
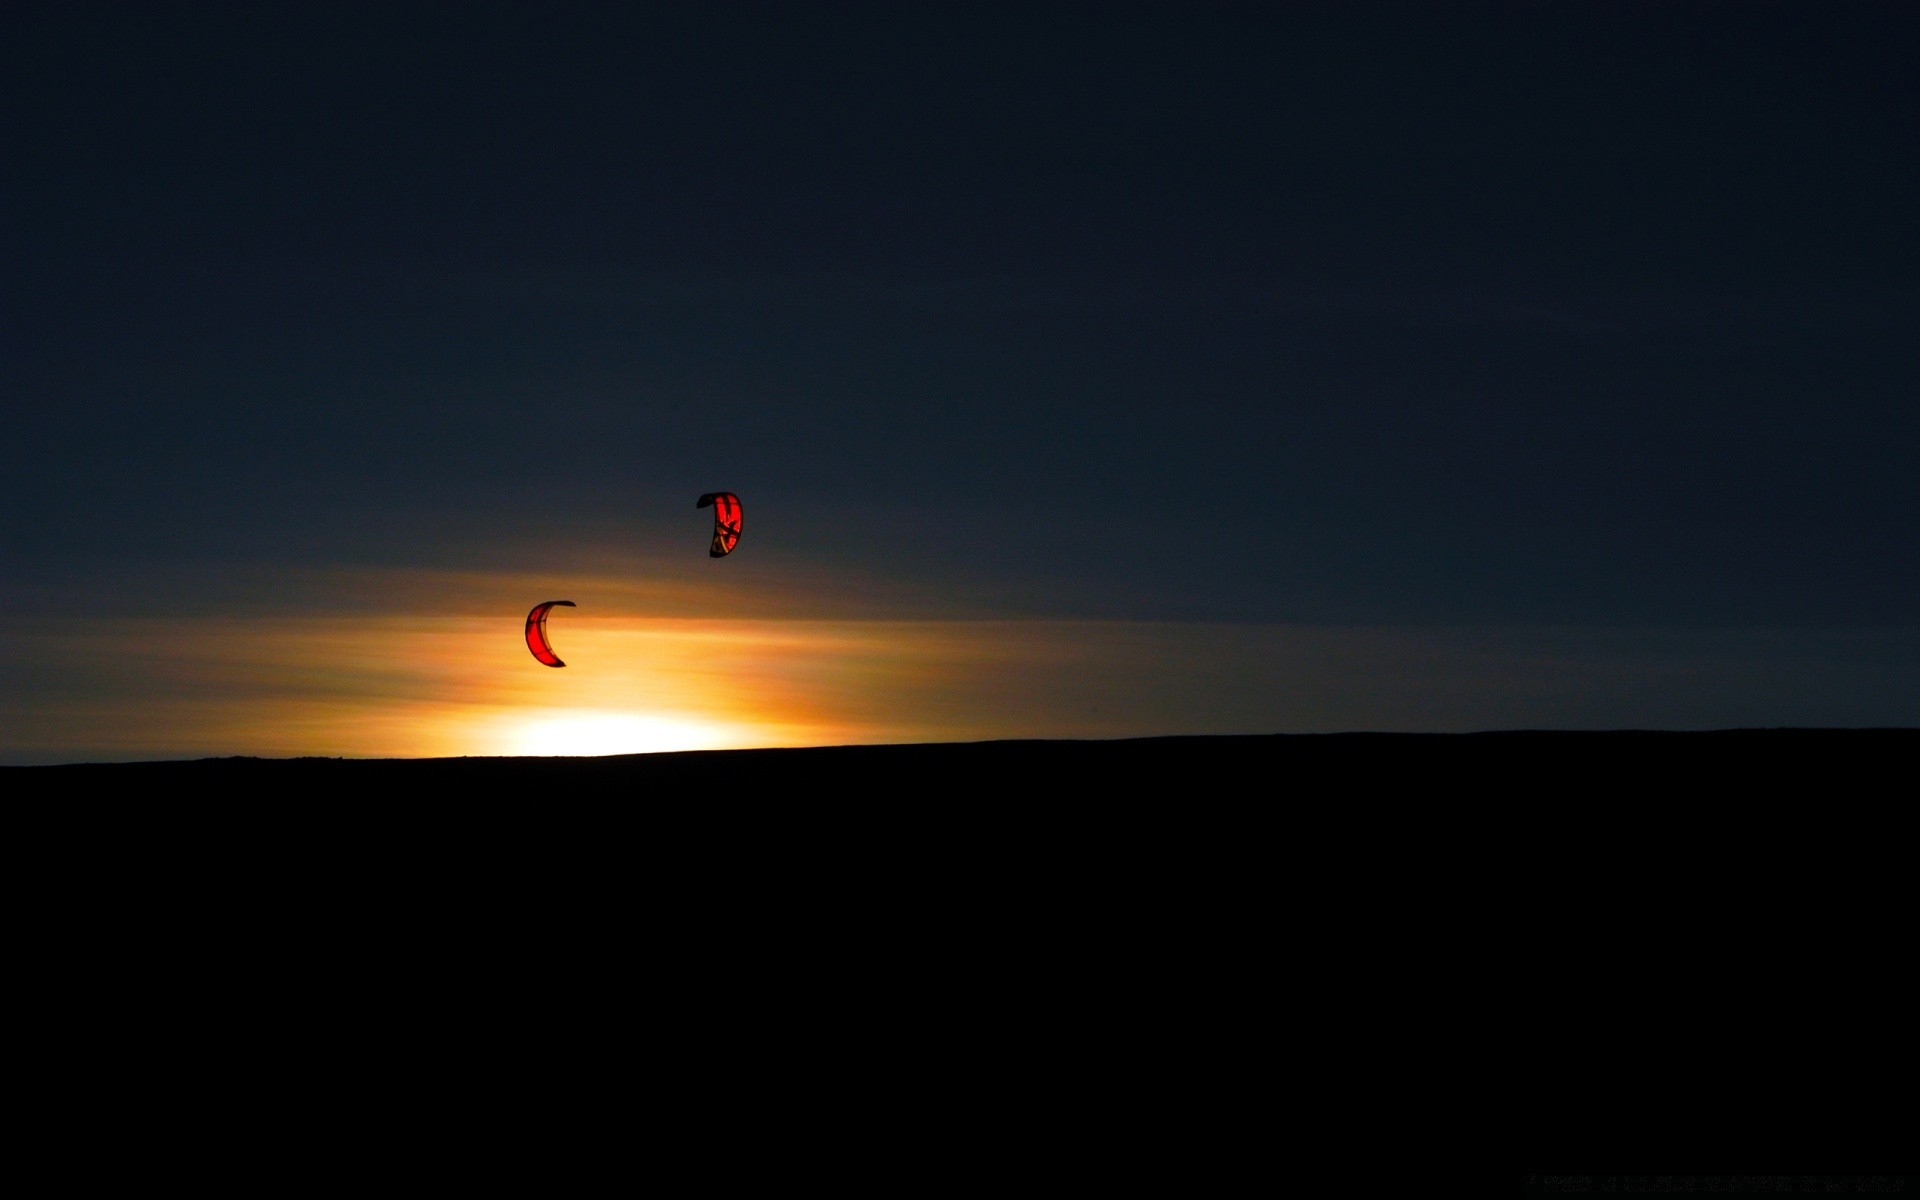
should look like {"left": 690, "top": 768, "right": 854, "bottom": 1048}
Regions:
{"left": 525, "top": 600, "right": 576, "bottom": 668}
{"left": 697, "top": 492, "right": 742, "bottom": 557}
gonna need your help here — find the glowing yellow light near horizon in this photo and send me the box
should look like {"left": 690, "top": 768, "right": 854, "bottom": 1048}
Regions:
{"left": 503, "top": 711, "right": 740, "bottom": 758}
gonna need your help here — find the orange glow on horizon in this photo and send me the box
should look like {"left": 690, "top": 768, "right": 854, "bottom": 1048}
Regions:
{"left": 29, "top": 557, "right": 1847, "bottom": 764}
{"left": 5, "top": 596, "right": 1325, "bottom": 762}
{"left": 4, "top": 611, "right": 884, "bottom": 761}
{"left": 7, "top": 597, "right": 1901, "bottom": 765}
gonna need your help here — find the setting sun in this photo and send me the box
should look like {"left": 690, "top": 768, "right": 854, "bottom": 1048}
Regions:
{"left": 494, "top": 710, "right": 742, "bottom": 757}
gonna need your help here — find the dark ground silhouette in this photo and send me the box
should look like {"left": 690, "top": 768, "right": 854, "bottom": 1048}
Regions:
{"left": 9, "top": 728, "right": 1908, "bottom": 1171}
{"left": 10, "top": 728, "right": 1910, "bottom": 792}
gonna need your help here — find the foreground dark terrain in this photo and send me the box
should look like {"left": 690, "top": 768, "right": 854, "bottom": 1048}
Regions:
{"left": 16, "top": 726, "right": 1909, "bottom": 907}
{"left": 9, "top": 728, "right": 1909, "bottom": 1165}
{"left": 10, "top": 727, "right": 1912, "bottom": 792}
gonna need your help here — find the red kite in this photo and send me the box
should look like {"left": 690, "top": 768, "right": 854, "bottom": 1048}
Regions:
{"left": 525, "top": 600, "right": 576, "bottom": 667}
{"left": 697, "top": 492, "right": 742, "bottom": 557}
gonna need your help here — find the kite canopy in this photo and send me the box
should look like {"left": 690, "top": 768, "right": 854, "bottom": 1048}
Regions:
{"left": 697, "top": 492, "right": 742, "bottom": 557}
{"left": 525, "top": 600, "right": 575, "bottom": 667}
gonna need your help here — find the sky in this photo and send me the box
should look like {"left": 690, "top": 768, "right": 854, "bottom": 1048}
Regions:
{"left": 3, "top": 1, "right": 1916, "bottom": 762}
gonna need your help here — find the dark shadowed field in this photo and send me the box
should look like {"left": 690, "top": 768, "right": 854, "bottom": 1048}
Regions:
{"left": 10, "top": 728, "right": 1912, "bottom": 793}
{"left": 9, "top": 728, "right": 1910, "bottom": 1170}
{"left": 17, "top": 727, "right": 1908, "bottom": 933}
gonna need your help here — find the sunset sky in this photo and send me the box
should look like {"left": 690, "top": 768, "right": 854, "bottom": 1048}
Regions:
{"left": 4, "top": 2, "right": 1916, "bottom": 763}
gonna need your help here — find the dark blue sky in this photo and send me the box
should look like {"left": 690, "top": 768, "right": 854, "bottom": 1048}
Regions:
{"left": 6, "top": 1, "right": 1917, "bottom": 626}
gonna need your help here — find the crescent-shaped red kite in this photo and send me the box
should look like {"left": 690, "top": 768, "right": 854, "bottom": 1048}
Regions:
{"left": 525, "top": 600, "right": 576, "bottom": 667}
{"left": 697, "top": 492, "right": 742, "bottom": 558}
